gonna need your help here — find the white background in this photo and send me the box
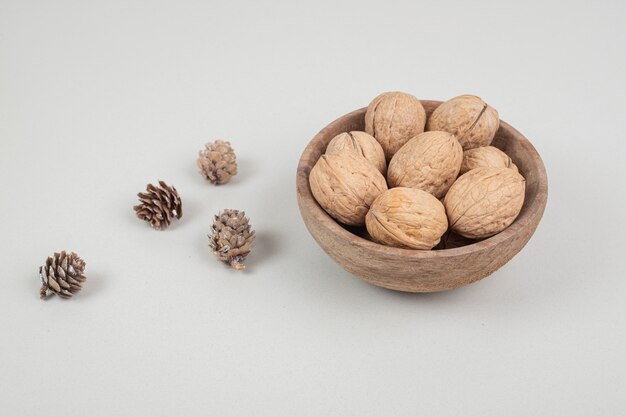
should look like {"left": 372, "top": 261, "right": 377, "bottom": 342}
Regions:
{"left": 1, "top": 1, "right": 625, "bottom": 415}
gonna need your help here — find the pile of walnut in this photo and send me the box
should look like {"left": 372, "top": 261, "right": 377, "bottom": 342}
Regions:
{"left": 309, "top": 92, "right": 526, "bottom": 250}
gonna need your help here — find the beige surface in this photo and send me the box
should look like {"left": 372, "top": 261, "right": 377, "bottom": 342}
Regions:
{"left": 1, "top": 0, "right": 625, "bottom": 416}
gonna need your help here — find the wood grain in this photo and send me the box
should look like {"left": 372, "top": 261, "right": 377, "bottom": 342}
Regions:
{"left": 296, "top": 100, "right": 548, "bottom": 293}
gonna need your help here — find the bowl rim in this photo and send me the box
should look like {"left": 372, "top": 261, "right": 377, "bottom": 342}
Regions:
{"left": 296, "top": 101, "right": 549, "bottom": 259}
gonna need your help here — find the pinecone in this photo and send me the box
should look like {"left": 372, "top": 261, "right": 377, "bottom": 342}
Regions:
{"left": 39, "top": 251, "right": 87, "bottom": 299}
{"left": 134, "top": 181, "right": 182, "bottom": 230}
{"left": 197, "top": 140, "right": 238, "bottom": 185}
{"left": 209, "top": 209, "right": 255, "bottom": 270}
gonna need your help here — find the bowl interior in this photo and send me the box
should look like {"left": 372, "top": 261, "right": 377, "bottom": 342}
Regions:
{"left": 297, "top": 100, "right": 548, "bottom": 257}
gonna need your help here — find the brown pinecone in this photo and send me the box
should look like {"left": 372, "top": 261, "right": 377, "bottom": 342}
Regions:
{"left": 197, "top": 140, "right": 238, "bottom": 185}
{"left": 209, "top": 209, "right": 255, "bottom": 270}
{"left": 39, "top": 251, "right": 87, "bottom": 299}
{"left": 134, "top": 181, "right": 182, "bottom": 230}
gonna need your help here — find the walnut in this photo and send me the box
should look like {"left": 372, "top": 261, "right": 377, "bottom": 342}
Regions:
{"left": 309, "top": 153, "right": 387, "bottom": 226}
{"left": 387, "top": 131, "right": 463, "bottom": 199}
{"left": 326, "top": 131, "right": 386, "bottom": 175}
{"left": 364, "top": 91, "right": 427, "bottom": 160}
{"left": 427, "top": 95, "right": 499, "bottom": 150}
{"left": 460, "top": 146, "right": 518, "bottom": 175}
{"left": 444, "top": 167, "right": 525, "bottom": 239}
{"left": 365, "top": 187, "right": 448, "bottom": 250}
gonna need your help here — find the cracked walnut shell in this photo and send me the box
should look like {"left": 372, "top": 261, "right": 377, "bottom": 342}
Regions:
{"left": 365, "top": 91, "right": 427, "bottom": 160}
{"left": 444, "top": 167, "right": 525, "bottom": 239}
{"left": 460, "top": 146, "right": 518, "bottom": 175}
{"left": 427, "top": 95, "right": 499, "bottom": 150}
{"left": 387, "top": 131, "right": 463, "bottom": 199}
{"left": 326, "top": 131, "right": 386, "bottom": 175}
{"left": 365, "top": 187, "right": 448, "bottom": 250}
{"left": 309, "top": 153, "right": 387, "bottom": 226}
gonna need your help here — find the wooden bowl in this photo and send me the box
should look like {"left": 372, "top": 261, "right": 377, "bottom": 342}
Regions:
{"left": 296, "top": 100, "right": 548, "bottom": 292}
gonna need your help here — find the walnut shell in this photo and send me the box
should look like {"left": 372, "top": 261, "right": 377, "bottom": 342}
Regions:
{"left": 365, "top": 187, "right": 448, "bottom": 250}
{"left": 309, "top": 153, "right": 388, "bottom": 226}
{"left": 444, "top": 167, "right": 525, "bottom": 239}
{"left": 364, "top": 91, "right": 427, "bottom": 160}
{"left": 387, "top": 131, "right": 463, "bottom": 199}
{"left": 326, "top": 131, "right": 386, "bottom": 175}
{"left": 427, "top": 95, "right": 499, "bottom": 150}
{"left": 460, "top": 146, "right": 518, "bottom": 175}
